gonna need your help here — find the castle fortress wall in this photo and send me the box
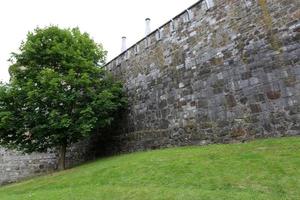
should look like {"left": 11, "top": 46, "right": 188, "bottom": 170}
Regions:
{"left": 0, "top": 140, "right": 93, "bottom": 185}
{"left": 105, "top": 0, "right": 300, "bottom": 152}
{"left": 0, "top": 0, "right": 300, "bottom": 185}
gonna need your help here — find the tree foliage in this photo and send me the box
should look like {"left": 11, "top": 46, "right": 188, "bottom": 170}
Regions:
{"left": 0, "top": 26, "right": 126, "bottom": 169}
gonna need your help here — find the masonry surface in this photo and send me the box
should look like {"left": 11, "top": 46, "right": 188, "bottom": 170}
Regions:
{"left": 1, "top": 0, "right": 300, "bottom": 185}
{"left": 106, "top": 0, "right": 300, "bottom": 152}
{"left": 0, "top": 140, "right": 96, "bottom": 185}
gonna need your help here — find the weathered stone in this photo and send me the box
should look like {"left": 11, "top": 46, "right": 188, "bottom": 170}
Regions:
{"left": 225, "top": 94, "right": 237, "bottom": 108}
{"left": 2, "top": 0, "right": 300, "bottom": 186}
{"left": 240, "top": 97, "right": 248, "bottom": 105}
{"left": 250, "top": 104, "right": 262, "bottom": 113}
{"left": 241, "top": 71, "right": 252, "bottom": 80}
{"left": 254, "top": 94, "right": 265, "bottom": 102}
{"left": 231, "top": 127, "right": 247, "bottom": 138}
{"left": 266, "top": 90, "right": 281, "bottom": 100}
{"left": 0, "top": 135, "right": 105, "bottom": 185}
{"left": 104, "top": 0, "right": 300, "bottom": 155}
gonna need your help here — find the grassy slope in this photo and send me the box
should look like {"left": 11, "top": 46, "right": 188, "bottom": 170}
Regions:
{"left": 0, "top": 137, "right": 299, "bottom": 200}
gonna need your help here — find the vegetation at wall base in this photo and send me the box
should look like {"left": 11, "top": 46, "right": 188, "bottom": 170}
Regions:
{"left": 0, "top": 26, "right": 126, "bottom": 170}
{"left": 0, "top": 137, "right": 299, "bottom": 200}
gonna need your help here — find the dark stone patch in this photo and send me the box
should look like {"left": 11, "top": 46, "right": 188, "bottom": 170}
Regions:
{"left": 284, "top": 76, "right": 297, "bottom": 87}
{"left": 240, "top": 97, "right": 248, "bottom": 105}
{"left": 241, "top": 71, "right": 252, "bottom": 80}
{"left": 250, "top": 104, "right": 262, "bottom": 113}
{"left": 254, "top": 94, "right": 265, "bottom": 102}
{"left": 266, "top": 90, "right": 281, "bottom": 100}
{"left": 226, "top": 94, "right": 237, "bottom": 108}
{"left": 231, "top": 127, "right": 247, "bottom": 137}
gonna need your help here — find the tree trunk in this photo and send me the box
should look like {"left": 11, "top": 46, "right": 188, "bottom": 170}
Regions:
{"left": 58, "top": 145, "right": 67, "bottom": 170}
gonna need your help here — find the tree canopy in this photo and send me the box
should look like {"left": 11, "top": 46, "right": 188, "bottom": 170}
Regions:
{"left": 0, "top": 26, "right": 126, "bottom": 169}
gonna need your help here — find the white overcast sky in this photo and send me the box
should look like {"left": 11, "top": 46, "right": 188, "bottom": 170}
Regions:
{"left": 0, "top": 0, "right": 198, "bottom": 82}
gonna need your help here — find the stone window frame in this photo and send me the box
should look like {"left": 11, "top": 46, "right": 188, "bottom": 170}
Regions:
{"left": 185, "top": 9, "right": 192, "bottom": 22}
{"left": 170, "top": 19, "right": 175, "bottom": 33}
{"left": 155, "top": 28, "right": 163, "bottom": 41}
{"left": 243, "top": 0, "right": 252, "bottom": 8}
{"left": 134, "top": 44, "right": 140, "bottom": 55}
{"left": 125, "top": 50, "right": 131, "bottom": 60}
{"left": 115, "top": 57, "right": 120, "bottom": 66}
{"left": 205, "top": 0, "right": 215, "bottom": 9}
{"left": 145, "top": 37, "right": 151, "bottom": 48}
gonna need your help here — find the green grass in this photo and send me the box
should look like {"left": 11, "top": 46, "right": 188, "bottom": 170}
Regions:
{"left": 0, "top": 137, "right": 300, "bottom": 200}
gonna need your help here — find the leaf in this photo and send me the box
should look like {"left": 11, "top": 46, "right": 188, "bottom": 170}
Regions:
{"left": 0, "top": 26, "right": 126, "bottom": 153}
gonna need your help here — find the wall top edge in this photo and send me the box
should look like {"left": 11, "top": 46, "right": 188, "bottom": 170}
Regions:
{"left": 104, "top": 0, "right": 205, "bottom": 67}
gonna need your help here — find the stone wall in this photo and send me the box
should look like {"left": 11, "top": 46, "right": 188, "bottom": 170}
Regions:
{"left": 106, "top": 0, "right": 300, "bottom": 152}
{"left": 1, "top": 0, "right": 299, "bottom": 186}
{"left": 0, "top": 138, "right": 98, "bottom": 185}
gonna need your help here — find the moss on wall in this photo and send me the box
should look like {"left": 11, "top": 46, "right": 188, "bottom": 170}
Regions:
{"left": 258, "top": 0, "right": 282, "bottom": 51}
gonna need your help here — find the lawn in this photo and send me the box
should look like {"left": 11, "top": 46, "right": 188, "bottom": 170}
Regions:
{"left": 0, "top": 137, "right": 299, "bottom": 200}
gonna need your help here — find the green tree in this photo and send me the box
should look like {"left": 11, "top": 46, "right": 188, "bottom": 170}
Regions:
{"left": 0, "top": 26, "right": 126, "bottom": 170}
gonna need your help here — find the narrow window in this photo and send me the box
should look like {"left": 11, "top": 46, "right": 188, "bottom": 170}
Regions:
{"left": 243, "top": 0, "right": 252, "bottom": 8}
{"left": 156, "top": 28, "right": 163, "bottom": 41}
{"left": 115, "top": 58, "right": 120, "bottom": 66}
{"left": 170, "top": 20, "right": 175, "bottom": 32}
{"left": 145, "top": 38, "right": 151, "bottom": 48}
{"left": 134, "top": 44, "right": 140, "bottom": 55}
{"left": 186, "top": 9, "right": 192, "bottom": 21}
{"left": 145, "top": 39, "right": 147, "bottom": 48}
{"left": 205, "top": 0, "right": 214, "bottom": 9}
{"left": 125, "top": 50, "right": 130, "bottom": 60}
